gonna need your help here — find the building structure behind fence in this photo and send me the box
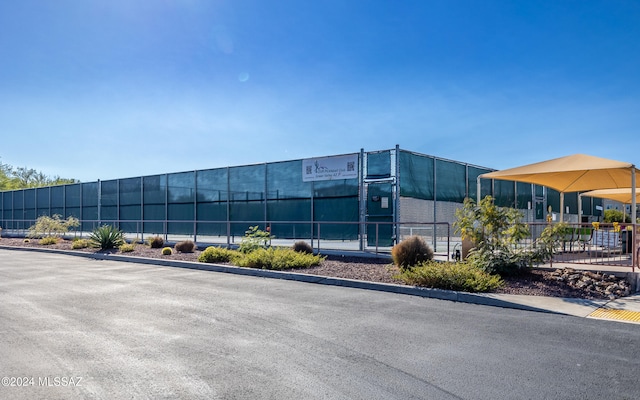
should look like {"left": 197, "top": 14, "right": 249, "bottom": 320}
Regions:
{"left": 0, "top": 146, "right": 604, "bottom": 254}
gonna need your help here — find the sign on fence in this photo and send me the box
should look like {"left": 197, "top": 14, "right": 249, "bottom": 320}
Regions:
{"left": 591, "top": 231, "right": 620, "bottom": 248}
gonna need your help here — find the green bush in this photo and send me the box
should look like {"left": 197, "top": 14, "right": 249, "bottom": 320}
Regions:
{"left": 396, "top": 260, "right": 503, "bottom": 293}
{"left": 89, "top": 225, "right": 125, "bottom": 250}
{"left": 391, "top": 236, "right": 434, "bottom": 271}
{"left": 148, "top": 236, "right": 164, "bottom": 248}
{"left": 604, "top": 209, "right": 630, "bottom": 223}
{"left": 198, "top": 246, "right": 239, "bottom": 263}
{"left": 292, "top": 241, "right": 314, "bottom": 254}
{"left": 235, "top": 247, "right": 324, "bottom": 270}
{"left": 454, "top": 196, "right": 534, "bottom": 274}
{"left": 119, "top": 242, "right": 136, "bottom": 252}
{"left": 39, "top": 236, "right": 59, "bottom": 245}
{"left": 175, "top": 240, "right": 196, "bottom": 253}
{"left": 238, "top": 225, "right": 272, "bottom": 253}
{"left": 71, "top": 239, "right": 89, "bottom": 249}
{"left": 162, "top": 247, "right": 173, "bottom": 255}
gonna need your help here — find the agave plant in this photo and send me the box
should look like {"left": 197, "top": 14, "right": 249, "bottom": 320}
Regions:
{"left": 89, "top": 225, "right": 125, "bottom": 250}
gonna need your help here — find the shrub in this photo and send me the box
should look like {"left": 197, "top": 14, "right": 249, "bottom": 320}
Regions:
{"left": 454, "top": 196, "right": 532, "bottom": 275}
{"left": 198, "top": 246, "right": 239, "bottom": 263}
{"left": 175, "top": 240, "right": 196, "bottom": 253}
{"left": 604, "top": 209, "right": 630, "bottom": 223}
{"left": 28, "top": 214, "right": 79, "bottom": 238}
{"left": 162, "top": 247, "right": 173, "bottom": 255}
{"left": 71, "top": 239, "right": 89, "bottom": 249}
{"left": 391, "top": 236, "right": 434, "bottom": 271}
{"left": 238, "top": 225, "right": 272, "bottom": 253}
{"left": 292, "top": 241, "right": 314, "bottom": 254}
{"left": 89, "top": 225, "right": 125, "bottom": 250}
{"left": 39, "top": 236, "right": 59, "bottom": 245}
{"left": 119, "top": 242, "right": 136, "bottom": 252}
{"left": 148, "top": 236, "right": 164, "bottom": 249}
{"left": 235, "top": 247, "right": 324, "bottom": 270}
{"left": 396, "top": 260, "right": 503, "bottom": 293}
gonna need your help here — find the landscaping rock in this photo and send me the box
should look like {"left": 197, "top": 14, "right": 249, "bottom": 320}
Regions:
{"left": 550, "top": 269, "right": 631, "bottom": 299}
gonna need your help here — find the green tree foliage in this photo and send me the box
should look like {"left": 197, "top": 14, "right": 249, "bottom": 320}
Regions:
{"left": 0, "top": 158, "right": 78, "bottom": 190}
{"left": 603, "top": 209, "right": 630, "bottom": 223}
{"left": 454, "top": 196, "right": 561, "bottom": 275}
{"left": 238, "top": 225, "right": 273, "bottom": 253}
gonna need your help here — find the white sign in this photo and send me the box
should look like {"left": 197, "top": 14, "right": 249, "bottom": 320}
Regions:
{"left": 302, "top": 154, "right": 358, "bottom": 182}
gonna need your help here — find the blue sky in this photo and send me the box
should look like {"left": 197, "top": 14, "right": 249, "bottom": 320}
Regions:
{"left": 1, "top": 0, "right": 639, "bottom": 182}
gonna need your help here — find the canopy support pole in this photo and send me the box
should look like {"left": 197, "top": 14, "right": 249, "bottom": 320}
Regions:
{"left": 560, "top": 192, "right": 564, "bottom": 223}
{"left": 632, "top": 168, "right": 637, "bottom": 272}
{"left": 578, "top": 193, "right": 582, "bottom": 224}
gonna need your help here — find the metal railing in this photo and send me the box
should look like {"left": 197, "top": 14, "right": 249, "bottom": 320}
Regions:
{"left": 0, "top": 219, "right": 452, "bottom": 259}
{"left": 3, "top": 217, "right": 636, "bottom": 270}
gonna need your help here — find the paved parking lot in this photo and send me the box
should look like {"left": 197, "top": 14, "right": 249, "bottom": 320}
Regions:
{"left": 1, "top": 249, "right": 640, "bottom": 399}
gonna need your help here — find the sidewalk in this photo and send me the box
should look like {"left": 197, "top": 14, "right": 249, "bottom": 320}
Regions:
{"left": 467, "top": 292, "right": 640, "bottom": 324}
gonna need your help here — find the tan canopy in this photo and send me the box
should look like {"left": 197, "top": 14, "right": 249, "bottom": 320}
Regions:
{"left": 480, "top": 154, "right": 637, "bottom": 193}
{"left": 478, "top": 153, "right": 637, "bottom": 226}
{"left": 479, "top": 153, "right": 637, "bottom": 270}
{"left": 579, "top": 188, "right": 640, "bottom": 204}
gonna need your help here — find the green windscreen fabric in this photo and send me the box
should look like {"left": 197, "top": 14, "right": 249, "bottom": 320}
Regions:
{"left": 101, "top": 180, "right": 118, "bottom": 222}
{"left": 229, "top": 164, "right": 265, "bottom": 202}
{"left": 1, "top": 192, "right": 10, "bottom": 228}
{"left": 24, "top": 189, "right": 35, "bottom": 223}
{"left": 196, "top": 168, "right": 228, "bottom": 236}
{"left": 143, "top": 175, "right": 166, "bottom": 234}
{"left": 36, "top": 187, "right": 49, "bottom": 217}
{"left": 119, "top": 177, "right": 141, "bottom": 232}
{"left": 81, "top": 182, "right": 99, "bottom": 231}
{"left": 564, "top": 192, "right": 579, "bottom": 215}
{"left": 581, "top": 196, "right": 593, "bottom": 217}
{"left": 197, "top": 168, "right": 228, "bottom": 203}
{"left": 367, "top": 151, "right": 391, "bottom": 179}
{"left": 547, "top": 189, "right": 561, "bottom": 214}
{"left": 228, "top": 164, "right": 266, "bottom": 236}
{"left": 14, "top": 191, "right": 24, "bottom": 229}
{"left": 65, "top": 184, "right": 81, "bottom": 220}
{"left": 494, "top": 180, "right": 515, "bottom": 207}
{"left": 399, "top": 151, "right": 434, "bottom": 200}
{"left": 267, "top": 199, "right": 312, "bottom": 238}
{"left": 264, "top": 160, "right": 314, "bottom": 238}
{"left": 267, "top": 160, "right": 311, "bottom": 200}
{"left": 312, "top": 177, "right": 359, "bottom": 239}
{"left": 468, "top": 166, "right": 492, "bottom": 201}
{"left": 516, "top": 182, "right": 533, "bottom": 209}
{"left": 313, "top": 197, "right": 358, "bottom": 239}
{"left": 168, "top": 172, "right": 195, "bottom": 235}
{"left": 435, "top": 159, "right": 466, "bottom": 202}
{"left": 3, "top": 192, "right": 15, "bottom": 229}
{"left": 51, "top": 186, "right": 64, "bottom": 216}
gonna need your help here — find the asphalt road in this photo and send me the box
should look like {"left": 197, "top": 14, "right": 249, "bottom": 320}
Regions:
{"left": 1, "top": 249, "right": 639, "bottom": 400}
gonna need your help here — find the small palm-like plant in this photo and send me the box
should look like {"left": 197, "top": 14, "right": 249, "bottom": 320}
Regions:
{"left": 89, "top": 225, "right": 125, "bottom": 250}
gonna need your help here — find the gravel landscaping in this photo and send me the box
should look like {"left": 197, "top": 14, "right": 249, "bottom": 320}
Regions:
{"left": 0, "top": 237, "right": 625, "bottom": 300}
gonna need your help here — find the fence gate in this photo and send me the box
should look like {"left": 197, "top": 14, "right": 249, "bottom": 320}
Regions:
{"left": 366, "top": 181, "right": 394, "bottom": 247}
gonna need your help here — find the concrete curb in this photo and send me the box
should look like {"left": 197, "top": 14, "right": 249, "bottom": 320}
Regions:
{"left": 0, "top": 245, "right": 577, "bottom": 315}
